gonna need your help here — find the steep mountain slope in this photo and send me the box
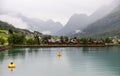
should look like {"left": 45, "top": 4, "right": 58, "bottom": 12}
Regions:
{"left": 57, "top": 0, "right": 118, "bottom": 36}
{"left": 56, "top": 14, "right": 89, "bottom": 36}
{"left": 79, "top": 4, "right": 120, "bottom": 38}
{"left": 89, "top": 0, "right": 119, "bottom": 23}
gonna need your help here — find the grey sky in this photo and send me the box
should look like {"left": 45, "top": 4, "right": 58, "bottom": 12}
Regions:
{"left": 1, "top": 0, "right": 113, "bottom": 24}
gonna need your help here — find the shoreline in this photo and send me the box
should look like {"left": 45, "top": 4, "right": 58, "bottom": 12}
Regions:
{"left": 0, "top": 46, "right": 12, "bottom": 52}
{"left": 0, "top": 44, "right": 120, "bottom": 52}
{"left": 13, "top": 44, "right": 106, "bottom": 48}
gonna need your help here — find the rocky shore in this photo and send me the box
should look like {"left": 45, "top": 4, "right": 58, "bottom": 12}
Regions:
{"left": 0, "top": 46, "right": 12, "bottom": 52}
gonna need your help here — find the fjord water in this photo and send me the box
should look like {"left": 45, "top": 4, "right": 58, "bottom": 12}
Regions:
{"left": 0, "top": 47, "right": 120, "bottom": 76}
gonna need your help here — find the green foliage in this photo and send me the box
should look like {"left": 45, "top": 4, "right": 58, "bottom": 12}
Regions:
{"left": 0, "top": 33, "right": 9, "bottom": 38}
{"left": 0, "top": 30, "right": 9, "bottom": 44}
{"left": 8, "top": 29, "right": 13, "bottom": 34}
{"left": 64, "top": 36, "right": 69, "bottom": 42}
{"left": 88, "top": 38, "right": 94, "bottom": 43}
{"left": 60, "top": 36, "right": 64, "bottom": 42}
{"left": 100, "top": 38, "right": 112, "bottom": 43}
{"left": 80, "top": 38, "right": 89, "bottom": 44}
{"left": 8, "top": 34, "right": 26, "bottom": 45}
{"left": 41, "top": 35, "right": 51, "bottom": 44}
{"left": 26, "top": 38, "right": 37, "bottom": 45}
{"left": 0, "top": 37, "right": 5, "bottom": 45}
{"left": 41, "top": 39, "right": 48, "bottom": 44}
{"left": 0, "top": 30, "right": 8, "bottom": 33}
{"left": 34, "top": 35, "right": 40, "bottom": 45}
{"left": 0, "top": 30, "right": 9, "bottom": 38}
{"left": 100, "top": 38, "right": 105, "bottom": 42}
{"left": 104, "top": 38, "right": 112, "bottom": 43}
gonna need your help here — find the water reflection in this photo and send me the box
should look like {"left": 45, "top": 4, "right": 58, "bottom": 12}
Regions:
{"left": 8, "top": 68, "right": 15, "bottom": 72}
{"left": 83, "top": 47, "right": 120, "bottom": 75}
{"left": 7, "top": 48, "right": 26, "bottom": 59}
{"left": 0, "top": 52, "right": 5, "bottom": 63}
{"left": 0, "top": 47, "right": 120, "bottom": 76}
{"left": 28, "top": 48, "right": 39, "bottom": 54}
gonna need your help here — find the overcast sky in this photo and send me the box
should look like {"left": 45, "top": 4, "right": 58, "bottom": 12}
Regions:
{"left": 1, "top": 0, "right": 113, "bottom": 24}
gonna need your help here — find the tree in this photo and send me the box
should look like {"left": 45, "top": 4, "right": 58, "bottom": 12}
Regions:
{"left": 34, "top": 31, "right": 43, "bottom": 45}
{"left": 0, "top": 37, "right": 5, "bottom": 45}
{"left": 74, "top": 37, "right": 77, "bottom": 39}
{"left": 8, "top": 34, "right": 25, "bottom": 45}
{"left": 34, "top": 35, "right": 40, "bottom": 45}
{"left": 8, "top": 29, "right": 13, "bottom": 34}
{"left": 60, "top": 36, "right": 64, "bottom": 43}
{"left": 80, "top": 38, "right": 89, "bottom": 44}
{"left": 26, "top": 38, "right": 37, "bottom": 45}
{"left": 41, "top": 36, "right": 51, "bottom": 44}
{"left": 88, "top": 38, "right": 94, "bottom": 43}
{"left": 105, "top": 38, "right": 112, "bottom": 43}
{"left": 64, "top": 36, "right": 69, "bottom": 42}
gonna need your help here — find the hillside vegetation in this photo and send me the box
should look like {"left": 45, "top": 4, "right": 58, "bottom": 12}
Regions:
{"left": 0, "top": 20, "right": 42, "bottom": 45}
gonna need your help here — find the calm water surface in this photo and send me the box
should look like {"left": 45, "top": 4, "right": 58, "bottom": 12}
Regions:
{"left": 0, "top": 47, "right": 120, "bottom": 76}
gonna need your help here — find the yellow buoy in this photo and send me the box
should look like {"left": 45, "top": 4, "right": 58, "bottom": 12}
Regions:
{"left": 8, "top": 62, "right": 16, "bottom": 68}
{"left": 57, "top": 52, "right": 62, "bottom": 57}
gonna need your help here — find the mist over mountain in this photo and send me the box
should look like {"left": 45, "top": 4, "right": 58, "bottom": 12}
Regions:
{"left": 16, "top": 14, "right": 63, "bottom": 35}
{"left": 75, "top": 0, "right": 120, "bottom": 38}
{"left": 0, "top": 11, "right": 63, "bottom": 35}
{"left": 89, "top": 0, "right": 119, "bottom": 23}
{"left": 56, "top": 14, "right": 89, "bottom": 35}
{"left": 56, "top": 0, "right": 119, "bottom": 36}
{"left": 0, "top": 20, "right": 38, "bottom": 36}
{"left": 0, "top": 0, "right": 119, "bottom": 36}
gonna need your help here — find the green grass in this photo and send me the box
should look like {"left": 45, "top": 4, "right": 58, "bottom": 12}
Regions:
{"left": 0, "top": 30, "right": 8, "bottom": 33}
{"left": 0, "top": 33, "right": 9, "bottom": 38}
{"left": 0, "top": 33, "right": 9, "bottom": 44}
{"left": 0, "top": 30, "right": 9, "bottom": 38}
{"left": 0, "top": 30, "right": 9, "bottom": 44}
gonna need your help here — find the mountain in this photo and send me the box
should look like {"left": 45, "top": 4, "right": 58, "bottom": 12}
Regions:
{"left": 0, "top": 11, "right": 63, "bottom": 35}
{"left": 57, "top": 0, "right": 118, "bottom": 36}
{"left": 0, "top": 20, "right": 17, "bottom": 31}
{"left": 56, "top": 14, "right": 89, "bottom": 36}
{"left": 77, "top": 3, "right": 120, "bottom": 38}
{"left": 89, "top": 0, "right": 119, "bottom": 23}
{"left": 13, "top": 13, "right": 63, "bottom": 35}
{"left": 0, "top": 20, "right": 39, "bottom": 36}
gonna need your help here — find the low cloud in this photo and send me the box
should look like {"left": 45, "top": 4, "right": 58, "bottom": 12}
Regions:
{"left": 1, "top": 0, "right": 113, "bottom": 25}
{"left": 0, "top": 14, "right": 28, "bottom": 29}
{"left": 75, "top": 30, "right": 82, "bottom": 33}
{"left": 42, "top": 31, "right": 51, "bottom": 35}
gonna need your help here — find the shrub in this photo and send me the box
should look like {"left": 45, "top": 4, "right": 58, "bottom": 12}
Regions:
{"left": 0, "top": 37, "right": 5, "bottom": 45}
{"left": 26, "top": 38, "right": 37, "bottom": 45}
{"left": 8, "top": 34, "right": 25, "bottom": 45}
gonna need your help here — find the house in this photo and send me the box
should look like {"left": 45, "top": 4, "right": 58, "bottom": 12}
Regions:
{"left": 112, "top": 36, "right": 120, "bottom": 44}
